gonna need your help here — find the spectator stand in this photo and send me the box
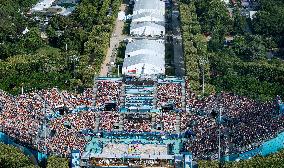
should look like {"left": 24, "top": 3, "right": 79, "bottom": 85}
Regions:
{"left": 94, "top": 77, "right": 123, "bottom": 110}
{"left": 1, "top": 77, "right": 284, "bottom": 167}
{"left": 156, "top": 77, "right": 186, "bottom": 111}
{"left": 223, "top": 131, "right": 284, "bottom": 161}
{"left": 123, "top": 84, "right": 156, "bottom": 112}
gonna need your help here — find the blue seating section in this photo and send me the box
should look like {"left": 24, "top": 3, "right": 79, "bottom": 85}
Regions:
{"left": 223, "top": 132, "right": 284, "bottom": 161}
{"left": 124, "top": 85, "right": 156, "bottom": 110}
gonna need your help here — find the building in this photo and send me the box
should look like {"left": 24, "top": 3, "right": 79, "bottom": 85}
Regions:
{"left": 124, "top": 0, "right": 166, "bottom": 76}
{"left": 130, "top": 22, "right": 165, "bottom": 37}
{"left": 133, "top": 0, "right": 165, "bottom": 16}
{"left": 132, "top": 12, "right": 165, "bottom": 23}
{"left": 122, "top": 39, "right": 165, "bottom": 76}
{"left": 131, "top": 0, "right": 165, "bottom": 23}
{"left": 30, "top": 0, "right": 78, "bottom": 16}
{"left": 125, "top": 39, "right": 164, "bottom": 57}
{"left": 56, "top": 0, "right": 80, "bottom": 5}
{"left": 31, "top": 0, "right": 56, "bottom": 12}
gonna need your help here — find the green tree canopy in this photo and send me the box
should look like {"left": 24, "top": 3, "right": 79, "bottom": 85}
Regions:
{"left": 0, "top": 143, "right": 34, "bottom": 168}
{"left": 47, "top": 155, "right": 69, "bottom": 168}
{"left": 198, "top": 149, "right": 284, "bottom": 168}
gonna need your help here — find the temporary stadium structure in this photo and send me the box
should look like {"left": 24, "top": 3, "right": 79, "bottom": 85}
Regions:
{"left": 132, "top": 0, "right": 165, "bottom": 16}
{"left": 123, "top": 0, "right": 166, "bottom": 77}
{"left": 122, "top": 39, "right": 165, "bottom": 76}
{"left": 130, "top": 22, "right": 165, "bottom": 37}
{"left": 132, "top": 12, "right": 165, "bottom": 23}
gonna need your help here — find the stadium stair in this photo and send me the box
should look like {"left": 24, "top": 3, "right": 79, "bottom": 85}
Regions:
{"left": 181, "top": 81, "right": 186, "bottom": 112}
{"left": 120, "top": 83, "right": 126, "bottom": 107}
{"left": 151, "top": 113, "right": 158, "bottom": 132}
{"left": 95, "top": 112, "right": 100, "bottom": 131}
{"left": 93, "top": 81, "right": 98, "bottom": 105}
{"left": 117, "top": 114, "right": 124, "bottom": 131}
{"left": 35, "top": 94, "right": 54, "bottom": 114}
{"left": 153, "top": 82, "right": 158, "bottom": 108}
{"left": 175, "top": 114, "right": 181, "bottom": 133}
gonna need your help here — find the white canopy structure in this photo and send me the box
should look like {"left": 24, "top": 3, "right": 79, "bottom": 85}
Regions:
{"left": 131, "top": 0, "right": 165, "bottom": 23}
{"left": 132, "top": 12, "right": 165, "bottom": 23}
{"left": 130, "top": 22, "right": 165, "bottom": 37}
{"left": 122, "top": 0, "right": 166, "bottom": 77}
{"left": 125, "top": 39, "right": 164, "bottom": 57}
{"left": 122, "top": 39, "right": 165, "bottom": 76}
{"left": 133, "top": 0, "right": 165, "bottom": 16}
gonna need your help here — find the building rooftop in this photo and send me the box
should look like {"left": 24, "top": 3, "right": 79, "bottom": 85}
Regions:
{"left": 125, "top": 39, "right": 165, "bottom": 57}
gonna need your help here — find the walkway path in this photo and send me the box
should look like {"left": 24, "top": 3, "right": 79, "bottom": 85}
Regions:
{"left": 100, "top": 3, "right": 127, "bottom": 76}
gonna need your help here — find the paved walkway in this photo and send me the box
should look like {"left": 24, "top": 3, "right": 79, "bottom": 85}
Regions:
{"left": 100, "top": 3, "right": 127, "bottom": 76}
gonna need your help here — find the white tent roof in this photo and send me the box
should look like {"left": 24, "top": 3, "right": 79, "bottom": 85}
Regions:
{"left": 132, "top": 12, "right": 165, "bottom": 22}
{"left": 130, "top": 22, "right": 165, "bottom": 34}
{"left": 125, "top": 39, "right": 164, "bottom": 56}
{"left": 123, "top": 54, "right": 164, "bottom": 68}
{"left": 133, "top": 0, "right": 165, "bottom": 13}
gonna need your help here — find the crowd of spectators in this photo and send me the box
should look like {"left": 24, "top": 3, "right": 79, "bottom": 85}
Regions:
{"left": 61, "top": 88, "right": 95, "bottom": 108}
{"left": 124, "top": 119, "right": 152, "bottom": 133}
{"left": 96, "top": 81, "right": 122, "bottom": 107}
{"left": 122, "top": 113, "right": 152, "bottom": 132}
{"left": 0, "top": 91, "right": 43, "bottom": 147}
{"left": 99, "top": 112, "right": 120, "bottom": 131}
{"left": 0, "top": 79, "right": 283, "bottom": 161}
{"left": 37, "top": 111, "right": 96, "bottom": 156}
{"left": 182, "top": 80, "right": 284, "bottom": 160}
{"left": 155, "top": 112, "right": 177, "bottom": 132}
{"left": 0, "top": 88, "right": 98, "bottom": 157}
{"left": 38, "top": 88, "right": 70, "bottom": 110}
{"left": 156, "top": 83, "right": 182, "bottom": 109}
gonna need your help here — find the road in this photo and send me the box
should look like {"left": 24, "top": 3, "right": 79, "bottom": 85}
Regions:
{"left": 100, "top": 3, "right": 127, "bottom": 76}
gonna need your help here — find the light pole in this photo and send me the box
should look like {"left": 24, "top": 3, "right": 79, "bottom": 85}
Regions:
{"left": 71, "top": 55, "right": 79, "bottom": 78}
{"left": 190, "top": 153, "right": 193, "bottom": 168}
{"left": 117, "top": 65, "right": 120, "bottom": 77}
{"left": 218, "top": 107, "right": 223, "bottom": 168}
{"left": 44, "top": 100, "right": 47, "bottom": 156}
{"left": 70, "top": 55, "right": 79, "bottom": 93}
{"left": 21, "top": 83, "right": 24, "bottom": 95}
{"left": 70, "top": 55, "right": 79, "bottom": 78}
{"left": 199, "top": 58, "right": 208, "bottom": 95}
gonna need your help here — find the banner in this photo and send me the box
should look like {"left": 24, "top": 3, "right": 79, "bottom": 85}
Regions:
{"left": 128, "top": 69, "right": 136, "bottom": 74}
{"left": 280, "top": 104, "right": 284, "bottom": 115}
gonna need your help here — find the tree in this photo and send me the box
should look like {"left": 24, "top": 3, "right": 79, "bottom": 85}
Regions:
{"left": 19, "top": 27, "right": 45, "bottom": 53}
{"left": 198, "top": 149, "right": 284, "bottom": 168}
{"left": 246, "top": 35, "right": 266, "bottom": 60}
{"left": 47, "top": 155, "right": 69, "bottom": 168}
{"left": 232, "top": 35, "right": 266, "bottom": 61}
{"left": 0, "top": 143, "right": 35, "bottom": 168}
{"left": 208, "top": 28, "right": 225, "bottom": 52}
{"left": 252, "top": 7, "right": 284, "bottom": 36}
{"left": 232, "top": 8, "right": 246, "bottom": 35}
{"left": 197, "top": 0, "right": 233, "bottom": 34}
